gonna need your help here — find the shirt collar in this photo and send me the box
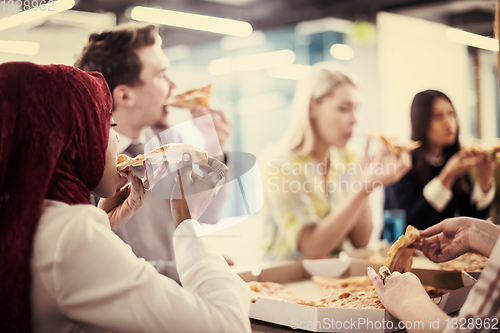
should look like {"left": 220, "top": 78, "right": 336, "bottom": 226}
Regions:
{"left": 116, "top": 128, "right": 148, "bottom": 154}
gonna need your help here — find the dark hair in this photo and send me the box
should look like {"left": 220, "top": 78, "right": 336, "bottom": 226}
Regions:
{"left": 75, "top": 23, "right": 158, "bottom": 97}
{"left": 410, "top": 89, "right": 468, "bottom": 193}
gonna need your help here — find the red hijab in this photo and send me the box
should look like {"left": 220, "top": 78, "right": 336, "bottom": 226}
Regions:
{"left": 0, "top": 62, "right": 112, "bottom": 332}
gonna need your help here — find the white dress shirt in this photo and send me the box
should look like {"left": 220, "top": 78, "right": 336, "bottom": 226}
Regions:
{"left": 31, "top": 200, "right": 251, "bottom": 333}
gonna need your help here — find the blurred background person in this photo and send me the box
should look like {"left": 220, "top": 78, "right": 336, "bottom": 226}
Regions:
{"left": 385, "top": 90, "right": 496, "bottom": 230}
{"left": 259, "top": 62, "right": 412, "bottom": 260}
{"left": 76, "top": 23, "right": 232, "bottom": 282}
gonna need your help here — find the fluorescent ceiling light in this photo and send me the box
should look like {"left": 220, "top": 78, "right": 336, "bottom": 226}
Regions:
{"left": 0, "top": 40, "right": 40, "bottom": 55}
{"left": 220, "top": 31, "right": 266, "bottom": 50}
{"left": 0, "top": 0, "right": 75, "bottom": 32}
{"left": 267, "top": 64, "right": 311, "bottom": 80}
{"left": 131, "top": 6, "right": 252, "bottom": 37}
{"left": 330, "top": 44, "right": 354, "bottom": 60}
{"left": 446, "top": 28, "right": 499, "bottom": 52}
{"left": 208, "top": 49, "right": 296, "bottom": 75}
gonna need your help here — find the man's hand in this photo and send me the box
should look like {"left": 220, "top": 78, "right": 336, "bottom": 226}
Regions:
{"left": 190, "top": 106, "right": 231, "bottom": 159}
{"left": 171, "top": 153, "right": 227, "bottom": 227}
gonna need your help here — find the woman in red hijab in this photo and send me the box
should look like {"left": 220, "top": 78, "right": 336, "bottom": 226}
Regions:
{"left": 0, "top": 62, "right": 250, "bottom": 333}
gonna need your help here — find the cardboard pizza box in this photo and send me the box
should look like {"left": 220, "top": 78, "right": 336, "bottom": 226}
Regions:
{"left": 239, "top": 259, "right": 476, "bottom": 333}
{"left": 345, "top": 247, "right": 486, "bottom": 274}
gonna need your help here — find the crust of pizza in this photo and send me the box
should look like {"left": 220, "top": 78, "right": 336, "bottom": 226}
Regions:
{"left": 116, "top": 143, "right": 208, "bottom": 171}
{"left": 366, "top": 132, "right": 421, "bottom": 156}
{"left": 384, "top": 225, "right": 421, "bottom": 273}
{"left": 166, "top": 84, "right": 211, "bottom": 109}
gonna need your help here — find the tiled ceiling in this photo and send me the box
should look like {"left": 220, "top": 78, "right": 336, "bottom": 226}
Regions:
{"left": 72, "top": 0, "right": 497, "bottom": 47}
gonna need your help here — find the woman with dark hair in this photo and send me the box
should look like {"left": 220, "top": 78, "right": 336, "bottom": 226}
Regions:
{"left": 385, "top": 89, "right": 496, "bottom": 230}
{"left": 0, "top": 62, "right": 249, "bottom": 333}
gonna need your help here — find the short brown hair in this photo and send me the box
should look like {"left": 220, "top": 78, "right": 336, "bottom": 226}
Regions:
{"left": 75, "top": 23, "right": 158, "bottom": 95}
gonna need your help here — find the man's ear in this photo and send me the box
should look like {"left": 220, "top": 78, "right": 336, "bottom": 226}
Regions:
{"left": 113, "top": 84, "right": 135, "bottom": 108}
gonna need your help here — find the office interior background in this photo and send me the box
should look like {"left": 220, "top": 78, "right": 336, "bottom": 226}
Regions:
{"left": 1, "top": 0, "right": 498, "bottom": 264}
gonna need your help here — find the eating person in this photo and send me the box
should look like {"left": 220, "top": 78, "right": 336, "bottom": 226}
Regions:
{"left": 259, "top": 62, "right": 412, "bottom": 260}
{"left": 385, "top": 90, "right": 496, "bottom": 230}
{"left": 75, "top": 23, "right": 232, "bottom": 281}
{"left": 0, "top": 62, "right": 250, "bottom": 333}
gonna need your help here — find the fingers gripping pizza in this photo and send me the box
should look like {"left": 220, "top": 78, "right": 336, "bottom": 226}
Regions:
{"left": 116, "top": 143, "right": 208, "bottom": 171}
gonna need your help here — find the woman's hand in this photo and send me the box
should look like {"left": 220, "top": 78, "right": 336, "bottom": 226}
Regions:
{"left": 99, "top": 161, "right": 169, "bottom": 232}
{"left": 438, "top": 151, "right": 481, "bottom": 189}
{"left": 368, "top": 267, "right": 430, "bottom": 320}
{"left": 413, "top": 217, "right": 500, "bottom": 260}
{"left": 474, "top": 153, "right": 497, "bottom": 193}
{"left": 171, "top": 153, "right": 227, "bottom": 227}
{"left": 368, "top": 266, "right": 449, "bottom": 332}
{"left": 98, "top": 168, "right": 146, "bottom": 232}
{"left": 359, "top": 141, "right": 412, "bottom": 192}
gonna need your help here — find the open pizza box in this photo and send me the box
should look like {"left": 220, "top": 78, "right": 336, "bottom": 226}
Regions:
{"left": 345, "top": 246, "right": 485, "bottom": 280}
{"left": 238, "top": 259, "right": 477, "bottom": 332}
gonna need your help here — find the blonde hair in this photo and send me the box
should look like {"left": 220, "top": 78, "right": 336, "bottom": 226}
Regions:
{"left": 279, "top": 62, "right": 357, "bottom": 157}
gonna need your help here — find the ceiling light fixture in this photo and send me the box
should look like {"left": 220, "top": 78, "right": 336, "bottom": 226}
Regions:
{"left": 131, "top": 6, "right": 252, "bottom": 37}
{"left": 0, "top": 40, "right": 40, "bottom": 55}
{"left": 0, "top": 0, "right": 75, "bottom": 32}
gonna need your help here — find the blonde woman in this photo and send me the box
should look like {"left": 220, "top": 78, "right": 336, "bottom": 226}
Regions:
{"left": 260, "top": 62, "right": 412, "bottom": 260}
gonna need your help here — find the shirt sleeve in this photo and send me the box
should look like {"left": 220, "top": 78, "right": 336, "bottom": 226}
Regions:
{"left": 470, "top": 179, "right": 496, "bottom": 211}
{"left": 422, "top": 177, "right": 453, "bottom": 212}
{"left": 442, "top": 237, "right": 500, "bottom": 333}
{"left": 53, "top": 209, "right": 251, "bottom": 333}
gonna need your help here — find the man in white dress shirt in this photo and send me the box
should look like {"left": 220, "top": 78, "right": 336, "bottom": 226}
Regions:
{"left": 75, "top": 23, "right": 232, "bottom": 282}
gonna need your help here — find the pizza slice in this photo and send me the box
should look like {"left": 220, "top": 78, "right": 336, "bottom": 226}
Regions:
{"left": 461, "top": 139, "right": 500, "bottom": 157}
{"left": 366, "top": 132, "right": 421, "bottom": 156}
{"left": 166, "top": 84, "right": 211, "bottom": 109}
{"left": 116, "top": 143, "right": 208, "bottom": 171}
{"left": 384, "top": 225, "right": 421, "bottom": 273}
